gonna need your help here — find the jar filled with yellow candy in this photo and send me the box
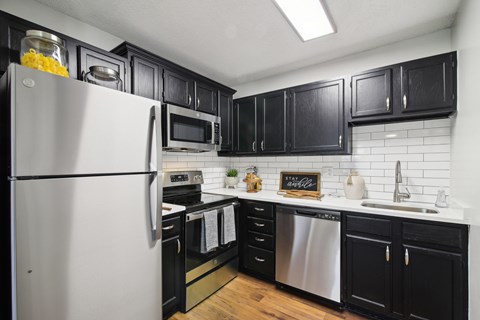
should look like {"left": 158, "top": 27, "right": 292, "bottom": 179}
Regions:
{"left": 20, "top": 30, "right": 69, "bottom": 78}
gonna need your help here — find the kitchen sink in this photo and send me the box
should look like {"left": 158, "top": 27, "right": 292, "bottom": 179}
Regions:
{"left": 361, "top": 201, "right": 439, "bottom": 214}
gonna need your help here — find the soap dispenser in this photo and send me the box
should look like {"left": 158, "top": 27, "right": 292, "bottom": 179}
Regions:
{"left": 435, "top": 188, "right": 448, "bottom": 208}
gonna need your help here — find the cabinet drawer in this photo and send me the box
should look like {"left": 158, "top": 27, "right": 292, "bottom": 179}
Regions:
{"left": 402, "top": 222, "right": 465, "bottom": 249}
{"left": 247, "top": 231, "right": 274, "bottom": 251}
{"left": 245, "top": 201, "right": 274, "bottom": 219}
{"left": 346, "top": 215, "right": 391, "bottom": 237}
{"left": 162, "top": 216, "right": 181, "bottom": 239}
{"left": 245, "top": 246, "right": 274, "bottom": 277}
{"left": 247, "top": 217, "right": 274, "bottom": 234}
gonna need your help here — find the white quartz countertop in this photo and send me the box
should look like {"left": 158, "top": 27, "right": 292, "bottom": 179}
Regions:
{"left": 162, "top": 203, "right": 185, "bottom": 217}
{"left": 207, "top": 188, "right": 469, "bottom": 225}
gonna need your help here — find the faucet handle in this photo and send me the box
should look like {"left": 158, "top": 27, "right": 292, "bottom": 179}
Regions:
{"left": 405, "top": 187, "right": 411, "bottom": 198}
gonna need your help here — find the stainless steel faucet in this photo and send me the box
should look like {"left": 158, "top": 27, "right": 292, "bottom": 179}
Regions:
{"left": 393, "top": 160, "right": 410, "bottom": 202}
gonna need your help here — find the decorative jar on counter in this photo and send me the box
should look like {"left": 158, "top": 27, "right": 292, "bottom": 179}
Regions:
{"left": 20, "top": 30, "right": 69, "bottom": 77}
{"left": 343, "top": 171, "right": 365, "bottom": 200}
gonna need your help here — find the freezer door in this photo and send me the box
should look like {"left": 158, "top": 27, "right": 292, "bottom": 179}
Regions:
{"left": 11, "top": 174, "right": 162, "bottom": 320}
{"left": 9, "top": 64, "right": 161, "bottom": 177}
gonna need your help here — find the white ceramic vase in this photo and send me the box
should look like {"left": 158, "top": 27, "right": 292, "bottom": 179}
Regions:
{"left": 225, "top": 176, "right": 239, "bottom": 188}
{"left": 343, "top": 171, "right": 365, "bottom": 200}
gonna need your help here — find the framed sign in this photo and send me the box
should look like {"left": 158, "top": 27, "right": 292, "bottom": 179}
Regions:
{"left": 279, "top": 172, "right": 321, "bottom": 192}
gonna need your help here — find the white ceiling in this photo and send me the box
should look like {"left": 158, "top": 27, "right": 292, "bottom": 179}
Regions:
{"left": 35, "top": 0, "right": 462, "bottom": 87}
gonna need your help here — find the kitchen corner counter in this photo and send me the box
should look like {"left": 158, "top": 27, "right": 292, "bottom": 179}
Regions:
{"left": 162, "top": 203, "right": 185, "bottom": 216}
{"left": 207, "top": 188, "right": 469, "bottom": 225}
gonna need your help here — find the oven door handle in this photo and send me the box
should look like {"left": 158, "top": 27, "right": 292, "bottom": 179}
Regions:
{"left": 186, "top": 201, "right": 240, "bottom": 222}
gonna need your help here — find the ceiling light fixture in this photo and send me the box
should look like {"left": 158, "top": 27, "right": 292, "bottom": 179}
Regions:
{"left": 273, "top": 0, "right": 335, "bottom": 42}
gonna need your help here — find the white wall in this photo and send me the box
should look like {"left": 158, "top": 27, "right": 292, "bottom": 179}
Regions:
{"left": 0, "top": 0, "right": 123, "bottom": 51}
{"left": 230, "top": 119, "right": 451, "bottom": 203}
{"left": 451, "top": 0, "right": 480, "bottom": 319}
{"left": 233, "top": 29, "right": 452, "bottom": 98}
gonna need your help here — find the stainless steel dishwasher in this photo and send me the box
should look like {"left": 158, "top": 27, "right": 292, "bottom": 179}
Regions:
{"left": 276, "top": 205, "right": 341, "bottom": 303}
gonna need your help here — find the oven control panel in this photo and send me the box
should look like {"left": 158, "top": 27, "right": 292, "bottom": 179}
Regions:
{"left": 163, "top": 170, "right": 204, "bottom": 187}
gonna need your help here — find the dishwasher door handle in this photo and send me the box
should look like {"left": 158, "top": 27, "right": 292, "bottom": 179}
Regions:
{"left": 295, "top": 210, "right": 317, "bottom": 217}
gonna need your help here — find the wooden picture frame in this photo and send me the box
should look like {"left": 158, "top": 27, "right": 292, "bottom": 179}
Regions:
{"left": 279, "top": 172, "right": 321, "bottom": 193}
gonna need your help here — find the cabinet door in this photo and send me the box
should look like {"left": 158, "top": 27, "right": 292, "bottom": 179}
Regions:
{"left": 219, "top": 91, "right": 233, "bottom": 152}
{"left": 196, "top": 81, "right": 218, "bottom": 115}
{"left": 162, "top": 235, "right": 181, "bottom": 318}
{"left": 290, "top": 79, "right": 344, "bottom": 153}
{"left": 163, "top": 68, "right": 195, "bottom": 108}
{"left": 131, "top": 55, "right": 159, "bottom": 100}
{"left": 234, "top": 97, "right": 257, "bottom": 155}
{"left": 351, "top": 68, "right": 393, "bottom": 118}
{"left": 257, "top": 90, "right": 287, "bottom": 154}
{"left": 346, "top": 235, "right": 392, "bottom": 315}
{"left": 78, "top": 46, "right": 129, "bottom": 92}
{"left": 403, "top": 245, "right": 464, "bottom": 320}
{"left": 400, "top": 53, "right": 455, "bottom": 114}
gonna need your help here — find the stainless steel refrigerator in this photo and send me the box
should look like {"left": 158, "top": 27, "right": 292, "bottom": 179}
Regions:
{"left": 2, "top": 64, "right": 163, "bottom": 320}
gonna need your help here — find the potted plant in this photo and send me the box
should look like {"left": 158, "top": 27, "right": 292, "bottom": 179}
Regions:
{"left": 225, "top": 168, "right": 239, "bottom": 189}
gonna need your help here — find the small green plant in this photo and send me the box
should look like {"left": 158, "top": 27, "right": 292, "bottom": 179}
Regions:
{"left": 226, "top": 168, "right": 238, "bottom": 177}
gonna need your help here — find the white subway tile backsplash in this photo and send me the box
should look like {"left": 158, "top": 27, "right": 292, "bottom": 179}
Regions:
{"left": 385, "top": 121, "right": 424, "bottom": 131}
{"left": 352, "top": 133, "right": 371, "bottom": 141}
{"left": 423, "top": 118, "right": 451, "bottom": 128}
{"left": 354, "top": 140, "right": 385, "bottom": 147}
{"left": 407, "top": 161, "right": 450, "bottom": 170}
{"left": 385, "top": 154, "right": 423, "bottom": 162}
{"left": 352, "top": 124, "right": 385, "bottom": 133}
{"left": 353, "top": 147, "right": 371, "bottom": 155}
{"left": 371, "top": 130, "right": 408, "bottom": 140}
{"left": 408, "top": 144, "right": 450, "bottom": 153}
{"left": 408, "top": 127, "right": 450, "bottom": 137}
{"left": 351, "top": 154, "right": 385, "bottom": 162}
{"left": 371, "top": 146, "right": 408, "bottom": 154}
{"left": 423, "top": 170, "right": 450, "bottom": 178}
{"left": 384, "top": 137, "right": 423, "bottom": 146}
{"left": 424, "top": 153, "right": 450, "bottom": 161}
{"left": 424, "top": 136, "right": 451, "bottom": 145}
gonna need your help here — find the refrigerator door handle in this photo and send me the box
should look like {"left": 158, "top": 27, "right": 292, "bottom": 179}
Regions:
{"left": 149, "top": 106, "right": 163, "bottom": 242}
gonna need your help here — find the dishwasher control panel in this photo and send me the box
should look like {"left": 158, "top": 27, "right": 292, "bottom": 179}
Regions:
{"left": 317, "top": 212, "right": 341, "bottom": 221}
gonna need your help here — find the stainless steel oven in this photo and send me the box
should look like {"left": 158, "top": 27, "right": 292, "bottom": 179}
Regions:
{"left": 162, "top": 171, "right": 239, "bottom": 312}
{"left": 162, "top": 104, "right": 221, "bottom": 152}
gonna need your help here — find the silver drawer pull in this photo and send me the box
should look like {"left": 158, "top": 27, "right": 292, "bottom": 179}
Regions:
{"left": 254, "top": 237, "right": 265, "bottom": 242}
{"left": 386, "top": 245, "right": 390, "bottom": 262}
{"left": 405, "top": 248, "right": 409, "bottom": 266}
{"left": 386, "top": 97, "right": 390, "bottom": 111}
{"left": 254, "top": 207, "right": 265, "bottom": 212}
{"left": 403, "top": 94, "right": 407, "bottom": 109}
{"left": 162, "top": 225, "right": 174, "bottom": 230}
{"left": 254, "top": 222, "right": 265, "bottom": 227}
{"left": 254, "top": 256, "right": 265, "bottom": 262}
{"left": 177, "top": 239, "right": 181, "bottom": 254}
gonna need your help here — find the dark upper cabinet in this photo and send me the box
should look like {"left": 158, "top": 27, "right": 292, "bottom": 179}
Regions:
{"left": 351, "top": 68, "right": 393, "bottom": 118}
{"left": 131, "top": 55, "right": 159, "bottom": 100}
{"left": 400, "top": 53, "right": 455, "bottom": 114}
{"left": 234, "top": 97, "right": 257, "bottom": 155}
{"left": 78, "top": 46, "right": 129, "bottom": 92}
{"left": 290, "top": 79, "right": 345, "bottom": 153}
{"left": 257, "top": 90, "right": 287, "bottom": 154}
{"left": 196, "top": 81, "right": 218, "bottom": 115}
{"left": 346, "top": 235, "right": 392, "bottom": 315}
{"left": 163, "top": 68, "right": 195, "bottom": 108}
{"left": 219, "top": 91, "right": 233, "bottom": 152}
{"left": 403, "top": 245, "right": 464, "bottom": 320}
{"left": 344, "top": 212, "right": 468, "bottom": 320}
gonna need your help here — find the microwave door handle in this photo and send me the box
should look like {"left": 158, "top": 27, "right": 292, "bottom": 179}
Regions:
{"left": 211, "top": 121, "right": 216, "bottom": 145}
{"left": 148, "top": 106, "right": 163, "bottom": 243}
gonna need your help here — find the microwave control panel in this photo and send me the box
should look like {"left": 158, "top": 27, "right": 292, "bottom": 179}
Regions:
{"left": 214, "top": 123, "right": 220, "bottom": 144}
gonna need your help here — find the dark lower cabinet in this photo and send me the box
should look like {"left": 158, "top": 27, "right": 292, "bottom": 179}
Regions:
{"left": 239, "top": 200, "right": 275, "bottom": 281}
{"left": 345, "top": 235, "right": 392, "bottom": 315}
{"left": 344, "top": 212, "right": 468, "bottom": 320}
{"left": 162, "top": 214, "right": 184, "bottom": 319}
{"left": 234, "top": 97, "right": 257, "bottom": 155}
{"left": 403, "top": 245, "right": 464, "bottom": 320}
{"left": 290, "top": 79, "right": 345, "bottom": 153}
{"left": 131, "top": 55, "right": 159, "bottom": 100}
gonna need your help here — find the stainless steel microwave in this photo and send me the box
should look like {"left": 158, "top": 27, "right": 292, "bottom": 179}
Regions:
{"left": 162, "top": 104, "right": 221, "bottom": 152}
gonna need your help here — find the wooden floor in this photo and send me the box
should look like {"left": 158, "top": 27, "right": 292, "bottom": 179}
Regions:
{"left": 169, "top": 273, "right": 368, "bottom": 320}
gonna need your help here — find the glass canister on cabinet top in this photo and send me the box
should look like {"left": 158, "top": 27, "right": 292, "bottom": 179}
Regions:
{"left": 20, "top": 30, "right": 69, "bottom": 78}
{"left": 82, "top": 66, "right": 123, "bottom": 91}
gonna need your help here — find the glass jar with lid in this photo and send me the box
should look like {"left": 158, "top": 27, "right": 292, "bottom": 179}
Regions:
{"left": 82, "top": 66, "right": 123, "bottom": 91}
{"left": 20, "top": 30, "right": 69, "bottom": 77}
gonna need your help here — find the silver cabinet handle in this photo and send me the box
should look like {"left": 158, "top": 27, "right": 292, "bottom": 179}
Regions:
{"left": 188, "top": 94, "right": 192, "bottom": 106}
{"left": 261, "top": 140, "right": 264, "bottom": 151}
{"left": 386, "top": 246, "right": 390, "bottom": 262}
{"left": 254, "top": 237, "right": 265, "bottom": 242}
{"left": 254, "top": 256, "right": 265, "bottom": 262}
{"left": 386, "top": 97, "right": 390, "bottom": 111}
{"left": 252, "top": 141, "right": 256, "bottom": 152}
{"left": 405, "top": 248, "right": 409, "bottom": 266}
{"left": 339, "top": 135, "right": 342, "bottom": 147}
{"left": 403, "top": 94, "right": 407, "bottom": 109}
{"left": 254, "top": 207, "right": 265, "bottom": 212}
{"left": 254, "top": 222, "right": 265, "bottom": 227}
{"left": 197, "top": 97, "right": 200, "bottom": 109}
{"left": 177, "top": 239, "right": 181, "bottom": 254}
{"left": 162, "top": 225, "right": 174, "bottom": 231}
